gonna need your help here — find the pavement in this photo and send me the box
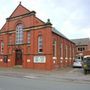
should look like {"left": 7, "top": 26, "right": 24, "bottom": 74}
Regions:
{"left": 0, "top": 67, "right": 90, "bottom": 84}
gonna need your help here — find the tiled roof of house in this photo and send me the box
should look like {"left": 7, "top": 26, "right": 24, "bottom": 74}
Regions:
{"left": 71, "top": 38, "right": 90, "bottom": 45}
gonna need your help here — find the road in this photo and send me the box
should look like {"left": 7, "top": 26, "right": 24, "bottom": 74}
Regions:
{"left": 0, "top": 68, "right": 90, "bottom": 90}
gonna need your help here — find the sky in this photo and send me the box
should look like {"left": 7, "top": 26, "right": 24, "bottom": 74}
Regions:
{"left": 0, "top": 0, "right": 90, "bottom": 39}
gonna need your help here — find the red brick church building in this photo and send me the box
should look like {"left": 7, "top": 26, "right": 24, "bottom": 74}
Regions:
{"left": 0, "top": 3, "right": 75, "bottom": 70}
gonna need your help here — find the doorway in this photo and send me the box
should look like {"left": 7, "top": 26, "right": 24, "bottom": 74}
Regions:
{"left": 15, "top": 49, "right": 22, "bottom": 65}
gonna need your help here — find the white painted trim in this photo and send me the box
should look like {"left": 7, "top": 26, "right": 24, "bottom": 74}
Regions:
{"left": 34, "top": 56, "right": 46, "bottom": 63}
{"left": 8, "top": 59, "right": 10, "bottom": 62}
{"left": 27, "top": 59, "right": 30, "bottom": 63}
{"left": 65, "top": 57, "right": 68, "bottom": 59}
{"left": 60, "top": 57, "right": 63, "bottom": 59}
{"left": 0, "top": 59, "right": 3, "bottom": 62}
{"left": 60, "top": 60, "right": 63, "bottom": 63}
{"left": 53, "top": 57, "right": 57, "bottom": 59}
{"left": 53, "top": 60, "right": 56, "bottom": 63}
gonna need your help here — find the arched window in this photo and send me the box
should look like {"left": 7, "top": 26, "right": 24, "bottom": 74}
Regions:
{"left": 8, "top": 34, "right": 12, "bottom": 45}
{"left": 69, "top": 46, "right": 71, "bottom": 59}
{"left": 38, "top": 35, "right": 43, "bottom": 53}
{"left": 53, "top": 40, "right": 56, "bottom": 57}
{"left": 16, "top": 24, "right": 24, "bottom": 44}
{"left": 65, "top": 45, "right": 68, "bottom": 59}
{"left": 1, "top": 41, "right": 4, "bottom": 54}
{"left": 60, "top": 42, "right": 63, "bottom": 59}
{"left": 27, "top": 31, "right": 31, "bottom": 44}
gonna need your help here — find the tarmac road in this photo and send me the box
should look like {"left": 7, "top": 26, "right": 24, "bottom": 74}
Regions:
{"left": 0, "top": 68, "right": 90, "bottom": 90}
{"left": 0, "top": 75, "right": 90, "bottom": 90}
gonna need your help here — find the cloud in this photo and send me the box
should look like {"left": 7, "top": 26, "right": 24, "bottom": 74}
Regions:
{"left": 0, "top": 0, "right": 89, "bottom": 39}
{"left": 61, "top": 19, "right": 90, "bottom": 39}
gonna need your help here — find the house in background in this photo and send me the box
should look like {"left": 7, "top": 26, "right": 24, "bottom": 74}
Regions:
{"left": 71, "top": 38, "right": 90, "bottom": 60}
{"left": 0, "top": 2, "right": 75, "bottom": 70}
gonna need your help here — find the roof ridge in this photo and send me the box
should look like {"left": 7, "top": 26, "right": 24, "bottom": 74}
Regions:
{"left": 72, "top": 38, "right": 90, "bottom": 40}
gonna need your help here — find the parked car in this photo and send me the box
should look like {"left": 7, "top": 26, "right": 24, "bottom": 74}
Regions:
{"left": 82, "top": 55, "right": 90, "bottom": 74}
{"left": 73, "top": 59, "right": 82, "bottom": 68}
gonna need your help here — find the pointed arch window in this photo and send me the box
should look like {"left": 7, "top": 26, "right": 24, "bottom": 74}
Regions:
{"left": 16, "top": 24, "right": 24, "bottom": 44}
{"left": 38, "top": 35, "right": 43, "bottom": 53}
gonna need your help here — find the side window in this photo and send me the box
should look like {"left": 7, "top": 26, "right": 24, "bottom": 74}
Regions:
{"left": 69, "top": 47, "right": 71, "bottom": 59}
{"left": 53, "top": 40, "right": 56, "bottom": 57}
{"left": 1, "top": 41, "right": 4, "bottom": 54}
{"left": 27, "top": 31, "right": 31, "bottom": 44}
{"left": 65, "top": 45, "right": 68, "bottom": 58}
{"left": 60, "top": 42, "right": 63, "bottom": 59}
{"left": 8, "top": 34, "right": 12, "bottom": 45}
{"left": 38, "top": 35, "right": 43, "bottom": 53}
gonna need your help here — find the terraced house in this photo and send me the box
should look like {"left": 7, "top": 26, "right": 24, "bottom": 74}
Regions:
{"left": 72, "top": 38, "right": 90, "bottom": 59}
{"left": 0, "top": 3, "right": 75, "bottom": 70}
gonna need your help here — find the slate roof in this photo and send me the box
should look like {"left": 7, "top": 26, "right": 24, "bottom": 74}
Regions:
{"left": 71, "top": 38, "right": 90, "bottom": 45}
{"left": 52, "top": 27, "right": 74, "bottom": 44}
{"left": 52, "top": 28, "right": 67, "bottom": 38}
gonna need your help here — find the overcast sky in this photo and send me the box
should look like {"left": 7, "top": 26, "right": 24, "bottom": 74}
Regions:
{"left": 0, "top": 0, "right": 89, "bottom": 39}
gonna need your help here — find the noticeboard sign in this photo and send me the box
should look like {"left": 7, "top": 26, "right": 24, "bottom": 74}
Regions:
{"left": 34, "top": 56, "right": 46, "bottom": 63}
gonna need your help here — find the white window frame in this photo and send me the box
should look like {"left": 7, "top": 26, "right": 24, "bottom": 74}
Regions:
{"left": 1, "top": 41, "right": 4, "bottom": 54}
{"left": 69, "top": 47, "right": 72, "bottom": 59}
{"left": 38, "top": 35, "right": 43, "bottom": 53}
{"left": 16, "top": 24, "right": 24, "bottom": 44}
{"left": 60, "top": 43, "right": 63, "bottom": 59}
{"left": 27, "top": 31, "right": 31, "bottom": 44}
{"left": 8, "top": 34, "right": 12, "bottom": 44}
{"left": 65, "top": 45, "right": 68, "bottom": 59}
{"left": 53, "top": 40, "right": 57, "bottom": 58}
{"left": 73, "top": 48, "right": 75, "bottom": 60}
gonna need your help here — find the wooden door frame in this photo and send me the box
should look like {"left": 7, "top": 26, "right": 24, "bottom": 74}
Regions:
{"left": 15, "top": 49, "right": 23, "bottom": 65}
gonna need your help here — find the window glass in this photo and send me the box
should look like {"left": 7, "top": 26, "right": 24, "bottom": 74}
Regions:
{"left": 65, "top": 45, "right": 68, "bottom": 58}
{"left": 8, "top": 34, "right": 12, "bottom": 44}
{"left": 16, "top": 24, "right": 23, "bottom": 44}
{"left": 38, "top": 35, "right": 43, "bottom": 53}
{"left": 53, "top": 40, "right": 56, "bottom": 57}
{"left": 1, "top": 41, "right": 4, "bottom": 54}
{"left": 60, "top": 43, "right": 63, "bottom": 58}
{"left": 69, "top": 47, "right": 71, "bottom": 58}
{"left": 27, "top": 31, "right": 31, "bottom": 43}
{"left": 27, "top": 46, "right": 30, "bottom": 54}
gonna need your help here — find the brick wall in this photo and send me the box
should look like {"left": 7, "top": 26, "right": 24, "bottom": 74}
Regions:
{"left": 0, "top": 4, "right": 75, "bottom": 70}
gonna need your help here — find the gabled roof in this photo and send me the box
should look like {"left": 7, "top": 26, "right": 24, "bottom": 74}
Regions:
{"left": 71, "top": 38, "right": 90, "bottom": 45}
{"left": 9, "top": 3, "right": 30, "bottom": 18}
{"left": 52, "top": 27, "right": 67, "bottom": 39}
{"left": 52, "top": 28, "right": 74, "bottom": 44}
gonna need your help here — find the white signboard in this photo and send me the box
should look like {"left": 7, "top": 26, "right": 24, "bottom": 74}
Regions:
{"left": 34, "top": 56, "right": 46, "bottom": 63}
